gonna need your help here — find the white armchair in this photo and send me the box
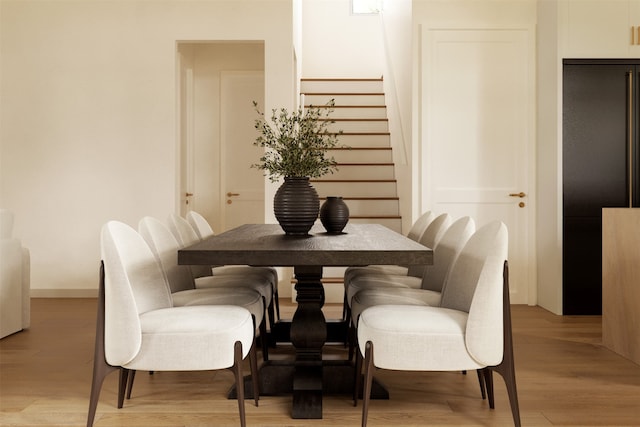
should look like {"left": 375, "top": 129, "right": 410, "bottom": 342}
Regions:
{"left": 0, "top": 209, "right": 30, "bottom": 339}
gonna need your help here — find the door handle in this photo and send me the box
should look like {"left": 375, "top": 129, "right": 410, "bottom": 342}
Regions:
{"left": 185, "top": 192, "right": 193, "bottom": 197}
{"left": 227, "top": 192, "right": 240, "bottom": 197}
{"left": 509, "top": 192, "right": 526, "bottom": 198}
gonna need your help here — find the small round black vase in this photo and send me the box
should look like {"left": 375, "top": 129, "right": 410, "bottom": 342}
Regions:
{"left": 320, "top": 196, "right": 349, "bottom": 234}
{"left": 273, "top": 177, "right": 320, "bottom": 235}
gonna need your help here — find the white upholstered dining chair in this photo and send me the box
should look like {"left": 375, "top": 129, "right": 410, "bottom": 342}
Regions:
{"left": 349, "top": 216, "right": 475, "bottom": 324}
{"left": 87, "top": 221, "right": 258, "bottom": 427}
{"left": 354, "top": 221, "right": 520, "bottom": 427}
{"left": 138, "top": 216, "right": 270, "bottom": 360}
{"left": 343, "top": 210, "right": 435, "bottom": 285}
{"left": 345, "top": 213, "right": 452, "bottom": 308}
{"left": 169, "top": 212, "right": 280, "bottom": 326}
{"left": 184, "top": 210, "right": 281, "bottom": 321}
{"left": 186, "top": 210, "right": 215, "bottom": 239}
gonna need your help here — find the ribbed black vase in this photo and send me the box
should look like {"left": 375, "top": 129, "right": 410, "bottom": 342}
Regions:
{"left": 320, "top": 196, "right": 349, "bottom": 233}
{"left": 273, "top": 177, "right": 320, "bottom": 235}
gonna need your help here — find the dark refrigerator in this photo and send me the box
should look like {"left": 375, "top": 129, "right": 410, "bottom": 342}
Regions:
{"left": 563, "top": 59, "right": 640, "bottom": 315}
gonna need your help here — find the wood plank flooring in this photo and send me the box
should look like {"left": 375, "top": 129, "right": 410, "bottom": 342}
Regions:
{"left": 1, "top": 299, "right": 640, "bottom": 426}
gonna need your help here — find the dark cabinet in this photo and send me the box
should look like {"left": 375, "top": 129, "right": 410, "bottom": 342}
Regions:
{"left": 563, "top": 59, "right": 640, "bottom": 314}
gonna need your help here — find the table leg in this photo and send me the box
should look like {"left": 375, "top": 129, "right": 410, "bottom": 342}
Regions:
{"left": 289, "top": 265, "right": 326, "bottom": 419}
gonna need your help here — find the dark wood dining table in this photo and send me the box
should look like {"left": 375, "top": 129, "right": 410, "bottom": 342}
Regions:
{"left": 178, "top": 223, "right": 433, "bottom": 419}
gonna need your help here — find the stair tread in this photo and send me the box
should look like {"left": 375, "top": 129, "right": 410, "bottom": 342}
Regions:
{"left": 336, "top": 163, "right": 394, "bottom": 166}
{"left": 308, "top": 105, "right": 387, "bottom": 108}
{"left": 329, "top": 147, "right": 391, "bottom": 150}
{"left": 311, "top": 178, "right": 396, "bottom": 182}
{"left": 321, "top": 118, "right": 388, "bottom": 122}
{"left": 320, "top": 196, "right": 399, "bottom": 200}
{"left": 350, "top": 215, "right": 402, "bottom": 219}
{"left": 331, "top": 131, "right": 390, "bottom": 135}
{"left": 304, "top": 92, "right": 384, "bottom": 95}
{"left": 301, "top": 77, "right": 383, "bottom": 81}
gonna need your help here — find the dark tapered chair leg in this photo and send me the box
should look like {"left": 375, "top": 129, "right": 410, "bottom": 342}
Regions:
{"left": 477, "top": 369, "right": 486, "bottom": 400}
{"left": 231, "top": 341, "right": 246, "bottom": 427}
{"left": 483, "top": 368, "right": 495, "bottom": 408}
{"left": 491, "top": 361, "right": 520, "bottom": 427}
{"left": 361, "top": 341, "right": 374, "bottom": 427}
{"left": 125, "top": 370, "right": 136, "bottom": 399}
{"left": 249, "top": 341, "right": 260, "bottom": 407}
{"left": 87, "top": 353, "right": 118, "bottom": 427}
{"left": 274, "top": 288, "right": 280, "bottom": 321}
{"left": 353, "top": 336, "right": 363, "bottom": 406}
{"left": 267, "top": 296, "right": 276, "bottom": 333}
{"left": 342, "top": 292, "right": 349, "bottom": 322}
{"left": 259, "top": 315, "right": 269, "bottom": 362}
{"left": 117, "top": 369, "right": 129, "bottom": 408}
{"left": 487, "top": 261, "right": 521, "bottom": 427}
{"left": 348, "top": 323, "right": 356, "bottom": 362}
{"left": 87, "top": 262, "right": 119, "bottom": 427}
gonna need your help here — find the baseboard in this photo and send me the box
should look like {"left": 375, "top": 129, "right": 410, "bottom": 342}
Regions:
{"left": 30, "top": 289, "right": 98, "bottom": 298}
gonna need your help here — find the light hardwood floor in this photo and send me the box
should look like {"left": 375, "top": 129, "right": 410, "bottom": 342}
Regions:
{"left": 1, "top": 298, "right": 639, "bottom": 426}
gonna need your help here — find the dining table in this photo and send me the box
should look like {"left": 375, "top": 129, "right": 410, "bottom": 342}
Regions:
{"left": 178, "top": 222, "right": 433, "bottom": 419}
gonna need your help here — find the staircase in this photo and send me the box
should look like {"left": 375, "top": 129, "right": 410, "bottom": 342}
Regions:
{"left": 300, "top": 77, "right": 402, "bottom": 301}
{"left": 302, "top": 77, "right": 401, "bottom": 232}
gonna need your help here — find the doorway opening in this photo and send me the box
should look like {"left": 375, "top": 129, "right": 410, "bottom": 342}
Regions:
{"left": 177, "top": 41, "right": 266, "bottom": 233}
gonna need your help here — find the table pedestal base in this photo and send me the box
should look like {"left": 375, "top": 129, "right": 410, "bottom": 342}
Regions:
{"left": 230, "top": 264, "right": 389, "bottom": 418}
{"left": 228, "top": 360, "right": 390, "bottom": 418}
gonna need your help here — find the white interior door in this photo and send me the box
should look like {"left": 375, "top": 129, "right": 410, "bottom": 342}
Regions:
{"left": 220, "top": 71, "right": 266, "bottom": 231}
{"left": 421, "top": 28, "right": 536, "bottom": 305}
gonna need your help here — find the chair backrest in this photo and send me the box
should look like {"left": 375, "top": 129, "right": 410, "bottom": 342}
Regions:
{"left": 421, "top": 216, "right": 475, "bottom": 292}
{"left": 167, "top": 213, "right": 200, "bottom": 247}
{"left": 186, "top": 211, "right": 215, "bottom": 240}
{"left": 0, "top": 209, "right": 14, "bottom": 239}
{"left": 100, "top": 220, "right": 172, "bottom": 366}
{"left": 138, "top": 216, "right": 196, "bottom": 294}
{"left": 166, "top": 213, "right": 212, "bottom": 278}
{"left": 439, "top": 221, "right": 508, "bottom": 366}
{"left": 440, "top": 220, "right": 508, "bottom": 312}
{"left": 406, "top": 213, "right": 452, "bottom": 277}
{"left": 406, "top": 210, "right": 434, "bottom": 242}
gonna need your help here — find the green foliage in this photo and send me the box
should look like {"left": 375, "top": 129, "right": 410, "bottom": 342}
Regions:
{"left": 252, "top": 99, "right": 343, "bottom": 182}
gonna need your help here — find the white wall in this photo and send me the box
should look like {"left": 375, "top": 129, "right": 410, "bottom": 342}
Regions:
{"left": 0, "top": 0, "right": 294, "bottom": 295}
{"left": 536, "top": 1, "right": 562, "bottom": 314}
{"left": 380, "top": 0, "right": 413, "bottom": 232}
{"left": 301, "top": 0, "right": 384, "bottom": 78}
